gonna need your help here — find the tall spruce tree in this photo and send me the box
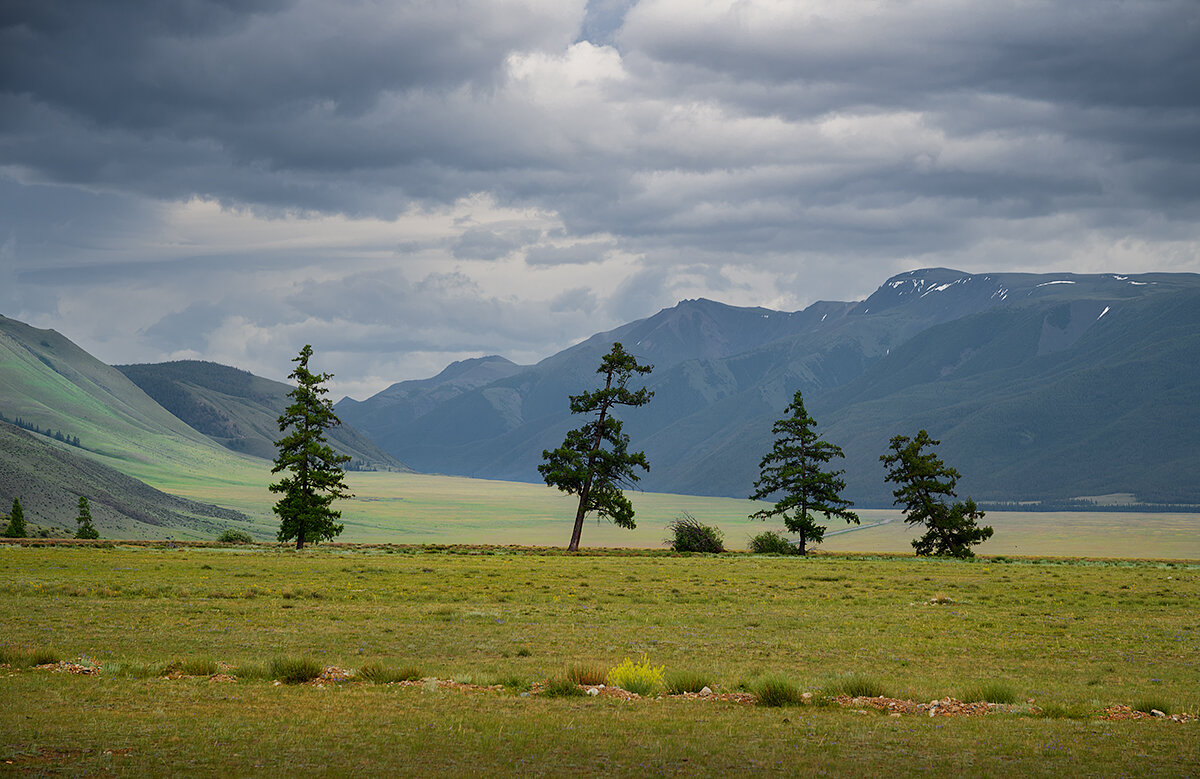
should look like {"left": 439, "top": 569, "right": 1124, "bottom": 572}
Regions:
{"left": 271, "top": 345, "right": 352, "bottom": 549}
{"left": 539, "top": 342, "right": 653, "bottom": 551}
{"left": 74, "top": 496, "right": 99, "bottom": 539}
{"left": 3, "top": 497, "right": 26, "bottom": 538}
{"left": 749, "top": 389, "right": 858, "bottom": 554}
{"left": 880, "top": 430, "right": 993, "bottom": 558}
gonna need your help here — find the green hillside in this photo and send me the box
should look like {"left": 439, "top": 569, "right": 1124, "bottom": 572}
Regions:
{"left": 0, "top": 422, "right": 250, "bottom": 538}
{"left": 116, "top": 360, "right": 409, "bottom": 471}
{"left": 0, "top": 315, "right": 273, "bottom": 536}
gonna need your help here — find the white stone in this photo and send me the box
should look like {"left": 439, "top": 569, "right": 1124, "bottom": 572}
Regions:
{"left": 700, "top": 686, "right": 713, "bottom": 695}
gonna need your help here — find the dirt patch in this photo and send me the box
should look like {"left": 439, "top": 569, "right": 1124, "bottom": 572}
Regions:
{"left": 1102, "top": 705, "right": 1195, "bottom": 723}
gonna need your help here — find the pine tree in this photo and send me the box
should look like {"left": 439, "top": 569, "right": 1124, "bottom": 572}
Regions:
{"left": 749, "top": 389, "right": 858, "bottom": 554}
{"left": 74, "top": 496, "right": 99, "bottom": 539}
{"left": 270, "top": 345, "right": 352, "bottom": 549}
{"left": 539, "top": 342, "right": 653, "bottom": 551}
{"left": 880, "top": 430, "right": 993, "bottom": 558}
{"left": 2, "top": 497, "right": 25, "bottom": 538}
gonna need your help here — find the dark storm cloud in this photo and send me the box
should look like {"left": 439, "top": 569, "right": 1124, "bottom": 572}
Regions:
{"left": 2, "top": 0, "right": 1198, "bottom": 395}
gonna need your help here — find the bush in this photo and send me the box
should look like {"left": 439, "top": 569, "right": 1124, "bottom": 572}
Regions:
{"left": 1133, "top": 697, "right": 1173, "bottom": 716}
{"left": 665, "top": 668, "right": 711, "bottom": 694}
{"left": 960, "top": 680, "right": 1018, "bottom": 704}
{"left": 607, "top": 657, "right": 666, "bottom": 697}
{"left": 749, "top": 531, "right": 797, "bottom": 555}
{"left": 495, "top": 674, "right": 531, "bottom": 693}
{"left": 269, "top": 655, "right": 324, "bottom": 684}
{"left": 823, "top": 674, "right": 887, "bottom": 699}
{"left": 666, "top": 512, "right": 725, "bottom": 553}
{"left": 217, "top": 528, "right": 254, "bottom": 544}
{"left": 0, "top": 645, "right": 58, "bottom": 667}
{"left": 752, "top": 674, "right": 804, "bottom": 707}
{"left": 566, "top": 662, "right": 608, "bottom": 686}
{"left": 181, "top": 656, "right": 218, "bottom": 676}
{"left": 542, "top": 677, "right": 584, "bottom": 697}
{"left": 30, "top": 647, "right": 61, "bottom": 666}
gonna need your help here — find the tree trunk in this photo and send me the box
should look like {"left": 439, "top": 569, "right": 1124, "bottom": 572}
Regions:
{"left": 566, "top": 370, "right": 614, "bottom": 552}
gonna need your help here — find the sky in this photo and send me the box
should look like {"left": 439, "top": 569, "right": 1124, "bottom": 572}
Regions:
{"left": 2, "top": 0, "right": 1198, "bottom": 400}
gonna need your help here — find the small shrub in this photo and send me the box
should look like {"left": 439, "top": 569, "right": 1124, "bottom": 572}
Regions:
{"left": 752, "top": 674, "right": 803, "bottom": 707}
{"left": 542, "top": 677, "right": 584, "bottom": 697}
{"left": 607, "top": 657, "right": 666, "bottom": 697}
{"left": 566, "top": 662, "right": 608, "bottom": 686}
{"left": 960, "top": 680, "right": 1018, "bottom": 704}
{"left": 666, "top": 512, "right": 725, "bottom": 553}
{"left": 749, "top": 531, "right": 797, "bottom": 555}
{"left": 357, "top": 661, "right": 420, "bottom": 684}
{"left": 495, "top": 674, "right": 531, "bottom": 693}
{"left": 269, "top": 656, "right": 323, "bottom": 684}
{"left": 1133, "top": 698, "right": 1173, "bottom": 716}
{"left": 235, "top": 662, "right": 272, "bottom": 681}
{"left": 823, "top": 674, "right": 887, "bottom": 699}
{"left": 515, "top": 647, "right": 532, "bottom": 658}
{"left": 665, "top": 669, "right": 711, "bottom": 694}
{"left": 217, "top": 528, "right": 254, "bottom": 544}
{"left": 30, "top": 647, "right": 61, "bottom": 666}
{"left": 182, "top": 656, "right": 218, "bottom": 676}
{"left": 0, "top": 646, "right": 20, "bottom": 666}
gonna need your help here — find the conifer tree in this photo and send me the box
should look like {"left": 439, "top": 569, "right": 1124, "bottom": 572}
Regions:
{"left": 271, "top": 345, "right": 352, "bottom": 549}
{"left": 3, "top": 497, "right": 26, "bottom": 538}
{"left": 749, "top": 389, "right": 858, "bottom": 554}
{"left": 539, "top": 342, "right": 653, "bottom": 551}
{"left": 880, "top": 430, "right": 993, "bottom": 557}
{"left": 74, "top": 496, "right": 99, "bottom": 539}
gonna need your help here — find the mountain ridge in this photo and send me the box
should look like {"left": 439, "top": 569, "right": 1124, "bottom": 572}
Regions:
{"left": 336, "top": 268, "right": 1200, "bottom": 506}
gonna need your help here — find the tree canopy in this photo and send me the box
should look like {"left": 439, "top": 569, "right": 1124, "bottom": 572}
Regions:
{"left": 74, "top": 496, "right": 99, "bottom": 539}
{"left": 880, "top": 430, "right": 993, "bottom": 557}
{"left": 749, "top": 388, "right": 858, "bottom": 554}
{"left": 3, "top": 497, "right": 26, "bottom": 538}
{"left": 539, "top": 342, "right": 653, "bottom": 551}
{"left": 271, "top": 345, "right": 352, "bottom": 549}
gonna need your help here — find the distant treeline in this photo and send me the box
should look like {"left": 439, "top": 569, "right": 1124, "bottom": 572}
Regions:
{"left": 0, "top": 410, "right": 82, "bottom": 449}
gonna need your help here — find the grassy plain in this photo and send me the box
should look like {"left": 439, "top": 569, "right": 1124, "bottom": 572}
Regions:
{"left": 1, "top": 545, "right": 1197, "bottom": 775}
{"left": 151, "top": 467, "right": 1200, "bottom": 560}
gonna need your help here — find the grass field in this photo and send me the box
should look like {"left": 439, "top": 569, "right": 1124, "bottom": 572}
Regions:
{"left": 1, "top": 544, "right": 1196, "bottom": 775}
{"left": 146, "top": 467, "right": 1200, "bottom": 560}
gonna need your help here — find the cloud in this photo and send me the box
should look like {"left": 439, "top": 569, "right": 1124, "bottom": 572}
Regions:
{"left": 1, "top": 0, "right": 1198, "bottom": 396}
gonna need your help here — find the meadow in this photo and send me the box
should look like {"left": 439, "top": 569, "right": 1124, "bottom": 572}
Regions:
{"left": 147, "top": 466, "right": 1200, "bottom": 560}
{"left": 1, "top": 543, "right": 1196, "bottom": 775}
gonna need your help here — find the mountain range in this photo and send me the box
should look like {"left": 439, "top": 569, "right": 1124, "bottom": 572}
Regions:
{"left": 335, "top": 268, "right": 1200, "bottom": 508}
{"left": 2, "top": 267, "right": 1197, "bottom": 536}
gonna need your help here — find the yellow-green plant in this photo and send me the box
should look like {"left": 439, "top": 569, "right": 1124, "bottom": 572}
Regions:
{"left": 607, "top": 657, "right": 665, "bottom": 697}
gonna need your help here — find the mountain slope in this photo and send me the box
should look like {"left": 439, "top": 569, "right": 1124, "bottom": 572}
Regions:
{"left": 0, "top": 421, "right": 249, "bottom": 538}
{"left": 340, "top": 270, "right": 1200, "bottom": 506}
{"left": 0, "top": 315, "right": 269, "bottom": 537}
{"left": 116, "top": 360, "right": 409, "bottom": 471}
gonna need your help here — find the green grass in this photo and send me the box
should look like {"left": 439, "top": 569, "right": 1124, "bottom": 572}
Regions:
{"left": 823, "top": 674, "right": 888, "bottom": 699}
{"left": 751, "top": 673, "right": 805, "bottom": 707}
{"left": 960, "top": 680, "right": 1020, "bottom": 704}
{"left": 0, "top": 546, "right": 1197, "bottom": 775}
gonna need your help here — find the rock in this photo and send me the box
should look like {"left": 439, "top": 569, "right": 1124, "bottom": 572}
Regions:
{"left": 1151, "top": 709, "right": 1166, "bottom": 718}
{"left": 700, "top": 686, "right": 713, "bottom": 695}
{"left": 587, "top": 687, "right": 600, "bottom": 696}
{"left": 802, "top": 692, "right": 813, "bottom": 702}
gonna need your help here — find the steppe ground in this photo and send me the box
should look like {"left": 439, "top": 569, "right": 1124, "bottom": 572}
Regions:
{"left": 1, "top": 542, "right": 1196, "bottom": 776}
